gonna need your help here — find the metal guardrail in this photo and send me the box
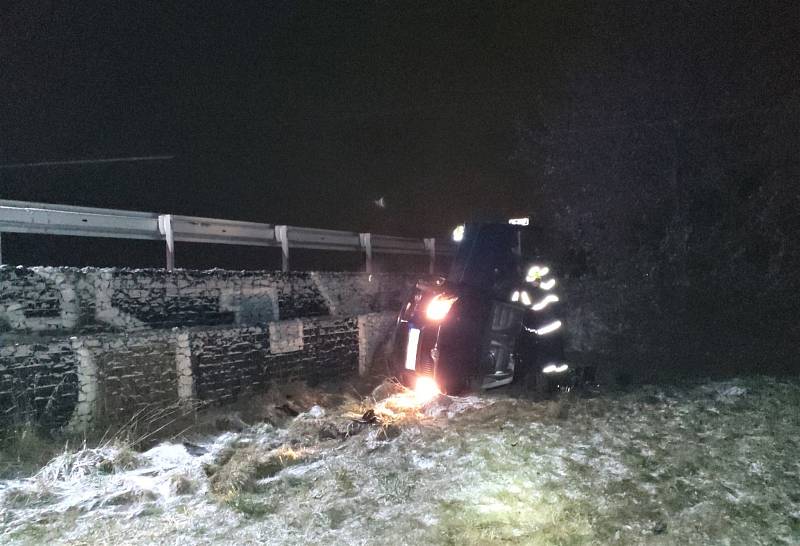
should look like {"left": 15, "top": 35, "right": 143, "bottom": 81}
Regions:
{"left": 0, "top": 199, "right": 454, "bottom": 272}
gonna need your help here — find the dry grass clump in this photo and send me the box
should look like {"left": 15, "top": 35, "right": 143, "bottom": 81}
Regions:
{"left": 32, "top": 441, "right": 143, "bottom": 488}
{"left": 92, "top": 400, "right": 207, "bottom": 450}
{"left": 208, "top": 444, "right": 310, "bottom": 497}
{"left": 206, "top": 382, "right": 429, "bottom": 510}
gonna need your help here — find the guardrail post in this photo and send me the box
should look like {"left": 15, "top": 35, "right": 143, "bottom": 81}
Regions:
{"left": 359, "top": 233, "right": 373, "bottom": 274}
{"left": 158, "top": 214, "right": 175, "bottom": 271}
{"left": 424, "top": 237, "right": 436, "bottom": 274}
{"left": 275, "top": 225, "right": 289, "bottom": 272}
{"left": 0, "top": 232, "right": 3, "bottom": 265}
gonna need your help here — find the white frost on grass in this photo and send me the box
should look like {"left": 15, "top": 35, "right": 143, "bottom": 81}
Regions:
{"left": 717, "top": 385, "right": 748, "bottom": 398}
{"left": 2, "top": 376, "right": 800, "bottom": 545}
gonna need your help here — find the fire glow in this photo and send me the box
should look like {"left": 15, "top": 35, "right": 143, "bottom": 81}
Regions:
{"left": 414, "top": 376, "right": 440, "bottom": 403}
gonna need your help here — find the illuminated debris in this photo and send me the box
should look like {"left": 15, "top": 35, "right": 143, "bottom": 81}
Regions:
{"left": 348, "top": 380, "right": 490, "bottom": 431}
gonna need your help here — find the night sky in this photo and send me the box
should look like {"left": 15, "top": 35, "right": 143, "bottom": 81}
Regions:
{"left": 1, "top": 1, "right": 797, "bottom": 268}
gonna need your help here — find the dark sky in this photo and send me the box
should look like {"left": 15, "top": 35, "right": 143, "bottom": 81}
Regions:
{"left": 1, "top": 0, "right": 797, "bottom": 245}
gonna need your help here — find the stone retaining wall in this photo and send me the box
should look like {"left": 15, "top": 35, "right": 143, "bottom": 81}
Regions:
{"left": 0, "top": 266, "right": 411, "bottom": 434}
{"left": 0, "top": 267, "right": 410, "bottom": 336}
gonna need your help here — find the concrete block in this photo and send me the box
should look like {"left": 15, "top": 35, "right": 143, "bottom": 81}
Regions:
{"left": 269, "top": 320, "right": 304, "bottom": 354}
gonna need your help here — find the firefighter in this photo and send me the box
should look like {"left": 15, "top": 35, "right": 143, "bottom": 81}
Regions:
{"left": 513, "top": 264, "right": 567, "bottom": 391}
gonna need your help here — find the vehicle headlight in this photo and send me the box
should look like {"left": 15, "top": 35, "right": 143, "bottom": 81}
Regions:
{"left": 542, "top": 363, "right": 569, "bottom": 374}
{"left": 426, "top": 293, "right": 458, "bottom": 321}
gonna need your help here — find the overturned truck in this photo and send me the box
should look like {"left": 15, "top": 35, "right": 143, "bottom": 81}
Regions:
{"left": 390, "top": 221, "right": 572, "bottom": 395}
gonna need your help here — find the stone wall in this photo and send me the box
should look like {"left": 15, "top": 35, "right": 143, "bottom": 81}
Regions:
{"left": 0, "top": 266, "right": 410, "bottom": 336}
{"left": 0, "top": 338, "right": 78, "bottom": 431}
{"left": 0, "top": 266, "right": 412, "bottom": 434}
